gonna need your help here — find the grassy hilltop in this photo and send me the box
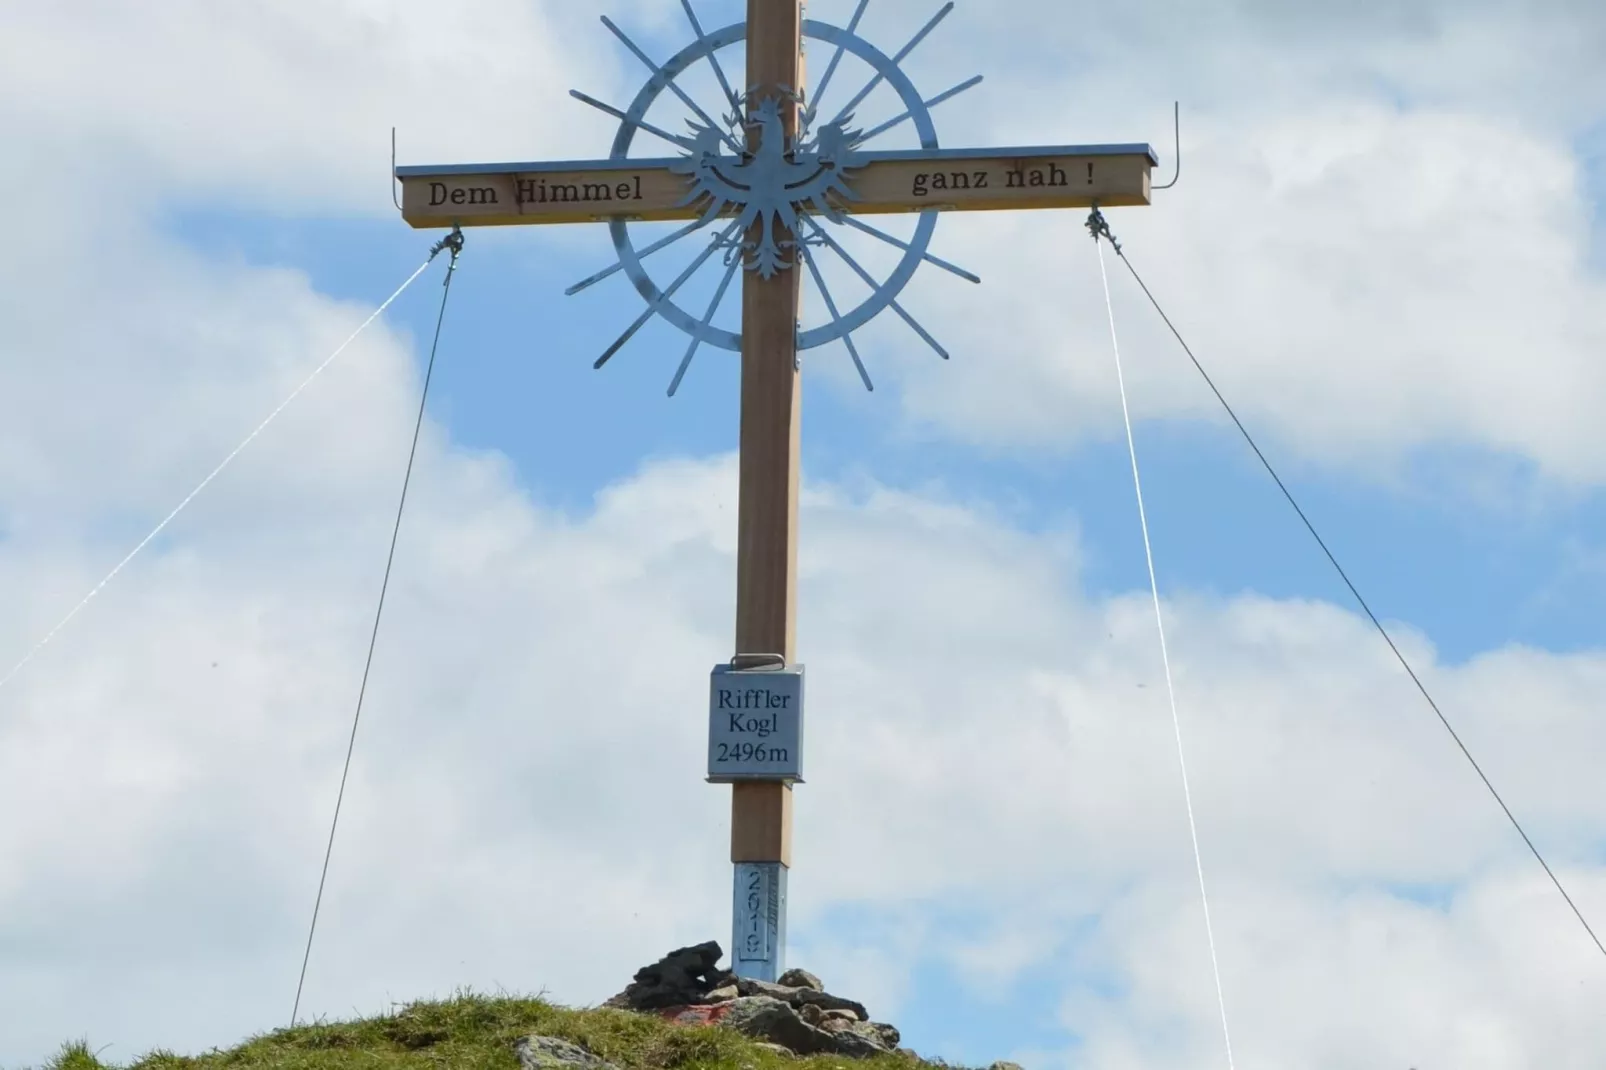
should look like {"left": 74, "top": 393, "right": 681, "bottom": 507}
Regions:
{"left": 40, "top": 992, "right": 942, "bottom": 1070}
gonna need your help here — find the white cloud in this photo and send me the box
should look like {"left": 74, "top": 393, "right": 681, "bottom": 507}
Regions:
{"left": 0, "top": 0, "right": 633, "bottom": 211}
{"left": 856, "top": 0, "right": 1606, "bottom": 484}
{"left": 2, "top": 208, "right": 1604, "bottom": 1062}
{"left": 3, "top": 2, "right": 1606, "bottom": 1069}
{"left": 7, "top": 0, "right": 1604, "bottom": 477}
{"left": 1058, "top": 870, "right": 1606, "bottom": 1069}
{"left": 930, "top": 106, "right": 1602, "bottom": 471}
{"left": 758, "top": 1, "right": 1606, "bottom": 485}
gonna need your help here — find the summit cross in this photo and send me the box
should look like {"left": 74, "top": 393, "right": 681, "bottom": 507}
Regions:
{"left": 396, "top": 0, "right": 1156, "bottom": 982}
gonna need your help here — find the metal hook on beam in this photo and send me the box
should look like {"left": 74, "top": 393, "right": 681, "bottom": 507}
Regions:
{"left": 1153, "top": 101, "right": 1181, "bottom": 191}
{"left": 390, "top": 127, "right": 403, "bottom": 212}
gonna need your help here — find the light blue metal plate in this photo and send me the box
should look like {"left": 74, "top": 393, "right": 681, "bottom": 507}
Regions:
{"left": 732, "top": 861, "right": 788, "bottom": 982}
{"left": 707, "top": 663, "right": 806, "bottom": 783}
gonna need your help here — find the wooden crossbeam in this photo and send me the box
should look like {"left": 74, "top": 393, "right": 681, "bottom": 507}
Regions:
{"left": 395, "top": 144, "right": 1157, "bottom": 229}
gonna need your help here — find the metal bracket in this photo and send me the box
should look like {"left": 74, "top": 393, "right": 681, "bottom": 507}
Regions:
{"left": 730, "top": 652, "right": 787, "bottom": 671}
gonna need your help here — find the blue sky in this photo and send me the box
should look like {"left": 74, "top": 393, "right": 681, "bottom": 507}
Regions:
{"left": 174, "top": 198, "right": 1606, "bottom": 668}
{"left": 2, "top": 1, "right": 1606, "bottom": 1068}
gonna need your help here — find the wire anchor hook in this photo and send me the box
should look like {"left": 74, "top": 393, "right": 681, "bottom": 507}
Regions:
{"left": 429, "top": 226, "right": 465, "bottom": 274}
{"left": 1085, "top": 204, "right": 1122, "bottom": 255}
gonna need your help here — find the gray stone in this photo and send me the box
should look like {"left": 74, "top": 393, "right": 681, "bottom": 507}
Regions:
{"left": 515, "top": 1036, "right": 617, "bottom": 1070}
{"left": 816, "top": 1018, "right": 894, "bottom": 1056}
{"left": 821, "top": 1009, "right": 858, "bottom": 1023}
{"left": 987, "top": 1063, "right": 1024, "bottom": 1070}
{"left": 720, "top": 996, "right": 834, "bottom": 1056}
{"left": 730, "top": 978, "right": 867, "bottom": 1021}
{"left": 866, "top": 1023, "right": 901, "bottom": 1050}
{"left": 754, "top": 1042, "right": 796, "bottom": 1058}
{"left": 706, "top": 984, "right": 740, "bottom": 1003}
{"left": 794, "top": 988, "right": 869, "bottom": 1021}
{"left": 777, "top": 968, "right": 824, "bottom": 991}
{"left": 826, "top": 1026, "right": 890, "bottom": 1058}
{"left": 798, "top": 1002, "right": 826, "bottom": 1026}
{"left": 734, "top": 977, "right": 803, "bottom": 1002}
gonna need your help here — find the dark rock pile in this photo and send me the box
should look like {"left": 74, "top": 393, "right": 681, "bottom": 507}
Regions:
{"left": 600, "top": 941, "right": 910, "bottom": 1058}
{"left": 601, "top": 940, "right": 735, "bottom": 1011}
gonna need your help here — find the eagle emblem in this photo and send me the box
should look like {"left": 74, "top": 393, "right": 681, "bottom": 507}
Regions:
{"left": 670, "top": 96, "right": 866, "bottom": 278}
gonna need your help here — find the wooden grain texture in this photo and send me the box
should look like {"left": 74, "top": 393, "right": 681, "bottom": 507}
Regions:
{"left": 730, "top": 780, "right": 793, "bottom": 866}
{"left": 730, "top": 0, "right": 803, "bottom": 868}
{"left": 845, "top": 151, "right": 1153, "bottom": 211}
{"left": 398, "top": 151, "right": 1153, "bottom": 228}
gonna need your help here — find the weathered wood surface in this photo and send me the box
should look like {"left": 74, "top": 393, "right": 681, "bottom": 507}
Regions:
{"left": 397, "top": 147, "right": 1155, "bottom": 228}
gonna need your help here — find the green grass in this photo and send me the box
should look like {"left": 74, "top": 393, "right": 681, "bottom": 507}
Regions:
{"left": 37, "top": 992, "right": 939, "bottom": 1070}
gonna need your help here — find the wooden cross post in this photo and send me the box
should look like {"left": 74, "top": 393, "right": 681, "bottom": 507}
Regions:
{"left": 395, "top": 0, "right": 1154, "bottom": 983}
{"left": 727, "top": 0, "right": 805, "bottom": 968}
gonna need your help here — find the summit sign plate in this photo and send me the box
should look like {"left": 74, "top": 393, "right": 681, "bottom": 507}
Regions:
{"left": 707, "top": 664, "right": 805, "bottom": 783}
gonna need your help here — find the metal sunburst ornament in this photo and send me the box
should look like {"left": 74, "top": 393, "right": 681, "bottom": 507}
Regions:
{"left": 565, "top": 1, "right": 984, "bottom": 395}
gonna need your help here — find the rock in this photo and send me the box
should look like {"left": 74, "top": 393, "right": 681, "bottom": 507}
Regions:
{"left": 720, "top": 996, "right": 834, "bottom": 1056}
{"left": 777, "top": 968, "right": 824, "bottom": 991}
{"left": 604, "top": 944, "right": 901, "bottom": 1061}
{"left": 816, "top": 1017, "right": 895, "bottom": 1056}
{"left": 605, "top": 941, "right": 730, "bottom": 1011}
{"left": 514, "top": 1037, "right": 618, "bottom": 1070}
{"left": 866, "top": 1023, "right": 901, "bottom": 1049}
{"left": 754, "top": 1042, "right": 795, "bottom": 1058}
{"left": 734, "top": 977, "right": 802, "bottom": 1002}
{"left": 824, "top": 1026, "right": 890, "bottom": 1058}
{"left": 988, "top": 1063, "right": 1024, "bottom": 1070}
{"left": 658, "top": 1005, "right": 734, "bottom": 1026}
{"left": 794, "top": 988, "right": 869, "bottom": 1021}
{"left": 730, "top": 978, "right": 867, "bottom": 1020}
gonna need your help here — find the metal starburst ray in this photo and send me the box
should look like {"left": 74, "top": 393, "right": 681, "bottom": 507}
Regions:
{"left": 566, "top": 1, "right": 983, "bottom": 395}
